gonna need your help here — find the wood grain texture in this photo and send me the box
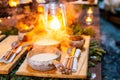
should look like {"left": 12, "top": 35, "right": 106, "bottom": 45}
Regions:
{"left": 82, "top": 8, "right": 101, "bottom": 80}
{"left": 0, "top": 35, "right": 28, "bottom": 74}
{"left": 89, "top": 63, "right": 101, "bottom": 80}
{"left": 16, "top": 36, "right": 90, "bottom": 79}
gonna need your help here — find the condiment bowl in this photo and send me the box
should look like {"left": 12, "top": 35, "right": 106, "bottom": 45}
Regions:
{"left": 69, "top": 35, "right": 85, "bottom": 49}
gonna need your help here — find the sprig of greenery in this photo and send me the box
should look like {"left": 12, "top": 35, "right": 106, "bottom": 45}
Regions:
{"left": 1, "top": 27, "right": 18, "bottom": 36}
{"left": 87, "top": 40, "right": 106, "bottom": 78}
{"left": 88, "top": 40, "right": 106, "bottom": 67}
{"left": 68, "top": 23, "right": 95, "bottom": 37}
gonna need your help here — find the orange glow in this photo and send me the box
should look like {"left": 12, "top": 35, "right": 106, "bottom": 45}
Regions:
{"left": 16, "top": 3, "right": 80, "bottom": 44}
{"left": 16, "top": 22, "right": 30, "bottom": 32}
{"left": 37, "top": 6, "right": 44, "bottom": 13}
{"left": 49, "top": 16, "right": 61, "bottom": 30}
{"left": 0, "top": 19, "right": 2, "bottom": 23}
{"left": 15, "top": 3, "right": 83, "bottom": 51}
{"left": 9, "top": 0, "right": 19, "bottom": 7}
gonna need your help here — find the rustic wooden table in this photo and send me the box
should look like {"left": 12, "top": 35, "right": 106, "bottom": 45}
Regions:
{"left": 80, "top": 7, "right": 101, "bottom": 80}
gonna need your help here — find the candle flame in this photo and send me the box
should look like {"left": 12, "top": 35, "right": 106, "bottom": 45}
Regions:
{"left": 87, "top": 8, "right": 93, "bottom": 15}
{"left": 49, "top": 16, "right": 60, "bottom": 30}
{"left": 85, "top": 16, "right": 93, "bottom": 25}
{"left": 0, "top": 19, "right": 2, "bottom": 23}
{"left": 86, "top": 17, "right": 92, "bottom": 22}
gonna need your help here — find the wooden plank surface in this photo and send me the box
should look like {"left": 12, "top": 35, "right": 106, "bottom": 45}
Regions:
{"left": 0, "top": 35, "right": 27, "bottom": 74}
{"left": 87, "top": 8, "right": 101, "bottom": 80}
{"left": 80, "top": 8, "right": 101, "bottom": 80}
{"left": 89, "top": 63, "right": 101, "bottom": 80}
{"left": 16, "top": 36, "right": 90, "bottom": 79}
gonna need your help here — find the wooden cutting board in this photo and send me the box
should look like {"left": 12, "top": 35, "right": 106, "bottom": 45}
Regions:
{"left": 16, "top": 36, "right": 90, "bottom": 79}
{"left": 0, "top": 35, "right": 28, "bottom": 74}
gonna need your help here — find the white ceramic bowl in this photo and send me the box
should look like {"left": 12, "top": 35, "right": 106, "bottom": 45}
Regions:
{"left": 27, "top": 47, "right": 61, "bottom": 71}
{"left": 33, "top": 39, "right": 60, "bottom": 49}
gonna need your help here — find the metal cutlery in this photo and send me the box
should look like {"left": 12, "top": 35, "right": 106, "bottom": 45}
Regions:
{"left": 3, "top": 45, "right": 23, "bottom": 63}
{"left": 2, "top": 41, "right": 21, "bottom": 61}
{"left": 0, "top": 40, "right": 33, "bottom": 63}
{"left": 3, "top": 44, "right": 33, "bottom": 63}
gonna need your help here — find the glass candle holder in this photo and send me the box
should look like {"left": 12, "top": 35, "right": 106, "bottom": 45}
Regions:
{"left": 85, "top": 15, "right": 93, "bottom": 25}
{"left": 44, "top": 2, "right": 67, "bottom": 32}
{"left": 18, "top": 31, "right": 27, "bottom": 41}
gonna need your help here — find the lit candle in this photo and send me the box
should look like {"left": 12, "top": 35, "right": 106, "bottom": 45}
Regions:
{"left": 0, "top": 31, "right": 1, "bottom": 34}
{"left": 49, "top": 16, "right": 61, "bottom": 30}
{"left": 0, "top": 19, "right": 2, "bottom": 23}
{"left": 85, "top": 16, "right": 93, "bottom": 25}
{"left": 87, "top": 7, "right": 93, "bottom": 15}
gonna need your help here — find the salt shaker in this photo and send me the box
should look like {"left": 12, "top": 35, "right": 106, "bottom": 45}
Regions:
{"left": 72, "top": 49, "right": 81, "bottom": 72}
